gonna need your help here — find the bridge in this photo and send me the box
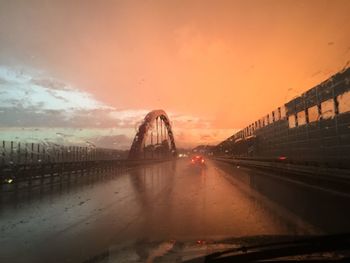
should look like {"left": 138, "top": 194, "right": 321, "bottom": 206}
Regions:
{"left": 1, "top": 68, "right": 350, "bottom": 262}
{"left": 0, "top": 109, "right": 178, "bottom": 192}
{"left": 128, "top": 109, "right": 177, "bottom": 159}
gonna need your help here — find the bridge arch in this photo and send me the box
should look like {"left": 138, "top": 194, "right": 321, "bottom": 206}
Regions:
{"left": 128, "top": 109, "right": 177, "bottom": 159}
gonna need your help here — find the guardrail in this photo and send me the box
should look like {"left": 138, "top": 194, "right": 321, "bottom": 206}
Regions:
{"left": 0, "top": 140, "right": 173, "bottom": 192}
{"left": 0, "top": 158, "right": 171, "bottom": 193}
{"left": 0, "top": 140, "right": 124, "bottom": 166}
{"left": 214, "top": 157, "right": 350, "bottom": 177}
{"left": 213, "top": 157, "right": 350, "bottom": 194}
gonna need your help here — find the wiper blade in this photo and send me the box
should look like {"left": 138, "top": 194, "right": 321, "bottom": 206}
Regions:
{"left": 183, "top": 233, "right": 350, "bottom": 262}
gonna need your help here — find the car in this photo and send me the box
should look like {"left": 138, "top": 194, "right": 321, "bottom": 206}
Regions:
{"left": 190, "top": 155, "right": 205, "bottom": 165}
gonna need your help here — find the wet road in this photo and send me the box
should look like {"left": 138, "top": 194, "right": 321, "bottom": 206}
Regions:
{"left": 1, "top": 159, "right": 350, "bottom": 262}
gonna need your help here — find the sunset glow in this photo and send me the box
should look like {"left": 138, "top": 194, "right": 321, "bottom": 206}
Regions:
{"left": 1, "top": 0, "right": 349, "bottom": 148}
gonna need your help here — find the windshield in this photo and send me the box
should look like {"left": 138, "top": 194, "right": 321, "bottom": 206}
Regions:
{"left": 1, "top": 1, "right": 350, "bottom": 262}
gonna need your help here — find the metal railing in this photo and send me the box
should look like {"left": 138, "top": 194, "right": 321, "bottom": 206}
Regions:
{"left": 0, "top": 140, "right": 171, "bottom": 192}
{"left": 0, "top": 140, "right": 123, "bottom": 166}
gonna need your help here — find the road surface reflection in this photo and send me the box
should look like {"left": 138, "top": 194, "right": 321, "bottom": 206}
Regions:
{"left": 0, "top": 159, "right": 329, "bottom": 263}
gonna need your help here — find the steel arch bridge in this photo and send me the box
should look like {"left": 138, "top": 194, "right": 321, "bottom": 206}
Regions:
{"left": 128, "top": 110, "right": 177, "bottom": 159}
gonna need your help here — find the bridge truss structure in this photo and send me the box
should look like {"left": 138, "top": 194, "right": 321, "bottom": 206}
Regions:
{"left": 128, "top": 110, "right": 177, "bottom": 159}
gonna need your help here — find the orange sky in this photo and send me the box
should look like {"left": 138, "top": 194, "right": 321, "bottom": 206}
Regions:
{"left": 0, "top": 0, "right": 350, "bottom": 147}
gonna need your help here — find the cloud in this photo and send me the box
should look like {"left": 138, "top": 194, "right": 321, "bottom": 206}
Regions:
{"left": 0, "top": 66, "right": 237, "bottom": 149}
{"left": 30, "top": 77, "right": 70, "bottom": 91}
{"left": 200, "top": 134, "right": 213, "bottom": 141}
{"left": 171, "top": 127, "right": 236, "bottom": 148}
{"left": 170, "top": 113, "right": 211, "bottom": 130}
{"left": 0, "top": 127, "right": 135, "bottom": 150}
{"left": 0, "top": 66, "right": 149, "bottom": 129}
{"left": 0, "top": 107, "right": 66, "bottom": 127}
{"left": 87, "top": 135, "right": 132, "bottom": 149}
{"left": 0, "top": 66, "right": 147, "bottom": 149}
{"left": 0, "top": 66, "right": 110, "bottom": 111}
{"left": 0, "top": 77, "right": 8, "bottom": 85}
{"left": 0, "top": 66, "right": 217, "bottom": 131}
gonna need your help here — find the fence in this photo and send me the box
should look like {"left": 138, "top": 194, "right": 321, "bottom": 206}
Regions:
{"left": 0, "top": 140, "right": 123, "bottom": 166}
{"left": 0, "top": 140, "right": 171, "bottom": 192}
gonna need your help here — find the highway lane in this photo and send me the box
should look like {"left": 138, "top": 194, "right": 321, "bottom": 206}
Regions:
{"left": 1, "top": 158, "right": 348, "bottom": 263}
